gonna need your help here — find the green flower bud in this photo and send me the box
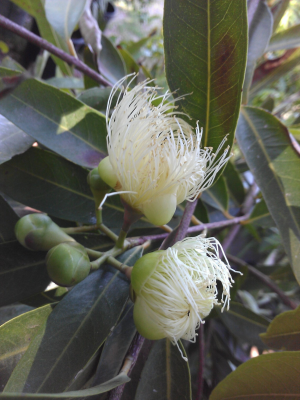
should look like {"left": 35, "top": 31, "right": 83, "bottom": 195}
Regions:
{"left": 131, "top": 236, "right": 237, "bottom": 349}
{"left": 98, "top": 156, "right": 118, "bottom": 189}
{"left": 87, "top": 167, "right": 112, "bottom": 208}
{"left": 46, "top": 242, "right": 90, "bottom": 287}
{"left": 15, "top": 214, "right": 75, "bottom": 251}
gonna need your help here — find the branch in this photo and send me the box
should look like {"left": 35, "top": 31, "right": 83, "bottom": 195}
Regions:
{"left": 0, "top": 14, "right": 111, "bottom": 87}
{"left": 227, "top": 254, "right": 297, "bottom": 310}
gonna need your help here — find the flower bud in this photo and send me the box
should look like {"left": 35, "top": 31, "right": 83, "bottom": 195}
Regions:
{"left": 87, "top": 167, "right": 111, "bottom": 208}
{"left": 131, "top": 236, "right": 237, "bottom": 346}
{"left": 46, "top": 242, "right": 90, "bottom": 286}
{"left": 15, "top": 214, "right": 75, "bottom": 251}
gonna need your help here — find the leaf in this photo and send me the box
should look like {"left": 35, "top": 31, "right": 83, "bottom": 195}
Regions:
{"left": 201, "top": 176, "right": 229, "bottom": 213}
{"left": 45, "top": 77, "right": 84, "bottom": 89}
{"left": 0, "top": 240, "right": 50, "bottom": 307}
{"left": 271, "top": 0, "right": 291, "bottom": 33}
{"left": 243, "top": 0, "right": 273, "bottom": 104}
{"left": 250, "top": 48, "right": 300, "bottom": 96}
{"left": 0, "top": 195, "right": 19, "bottom": 243}
{"left": 0, "top": 374, "right": 130, "bottom": 399}
{"left": 260, "top": 306, "right": 300, "bottom": 350}
{"left": 22, "top": 287, "right": 68, "bottom": 308}
{"left": 246, "top": 198, "right": 275, "bottom": 228}
{"left": 79, "top": 4, "right": 102, "bottom": 59}
{"left": 77, "top": 87, "right": 113, "bottom": 111}
{"left": 119, "top": 48, "right": 139, "bottom": 75}
{"left": 0, "top": 114, "right": 34, "bottom": 165}
{"left": 223, "top": 161, "right": 245, "bottom": 206}
{"left": 134, "top": 339, "right": 192, "bottom": 400}
{"left": 210, "top": 351, "right": 300, "bottom": 400}
{"left": 268, "top": 24, "right": 300, "bottom": 52}
{"left": 99, "top": 35, "right": 126, "bottom": 85}
{"left": 4, "top": 248, "right": 142, "bottom": 393}
{"left": 164, "top": 0, "right": 248, "bottom": 152}
{"left": 45, "top": 0, "right": 87, "bottom": 42}
{"left": 10, "top": 0, "right": 73, "bottom": 75}
{"left": 0, "top": 77, "right": 107, "bottom": 168}
{"left": 216, "top": 301, "right": 269, "bottom": 348}
{"left": 193, "top": 199, "right": 209, "bottom": 224}
{"left": 237, "top": 106, "right": 300, "bottom": 284}
{"left": 93, "top": 303, "right": 136, "bottom": 387}
{"left": 0, "top": 305, "right": 53, "bottom": 390}
{"left": 0, "top": 304, "right": 34, "bottom": 327}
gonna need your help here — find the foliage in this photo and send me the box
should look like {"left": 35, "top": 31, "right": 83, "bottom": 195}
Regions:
{"left": 0, "top": 0, "right": 300, "bottom": 399}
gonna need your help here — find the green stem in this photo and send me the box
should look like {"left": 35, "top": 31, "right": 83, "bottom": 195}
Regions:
{"left": 115, "top": 229, "right": 128, "bottom": 249}
{"left": 86, "top": 248, "right": 103, "bottom": 259}
{"left": 63, "top": 223, "right": 118, "bottom": 243}
{"left": 89, "top": 247, "right": 123, "bottom": 271}
{"left": 96, "top": 207, "right": 103, "bottom": 225}
{"left": 98, "top": 224, "right": 119, "bottom": 242}
{"left": 107, "top": 256, "right": 133, "bottom": 279}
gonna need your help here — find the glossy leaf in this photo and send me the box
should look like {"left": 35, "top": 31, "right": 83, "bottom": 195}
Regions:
{"left": 193, "top": 199, "right": 209, "bottom": 224}
{"left": 22, "top": 287, "right": 69, "bottom": 308}
{"left": 45, "top": 77, "right": 84, "bottom": 89}
{"left": 10, "top": 0, "right": 73, "bottom": 75}
{"left": 237, "top": 106, "right": 300, "bottom": 283}
{"left": 0, "top": 114, "right": 34, "bottom": 165}
{"left": 0, "top": 195, "right": 19, "bottom": 243}
{"left": 243, "top": 0, "right": 273, "bottom": 103}
{"left": 134, "top": 339, "right": 191, "bottom": 400}
{"left": 45, "top": 0, "right": 86, "bottom": 41}
{"left": 4, "top": 247, "right": 142, "bottom": 393}
{"left": 0, "top": 78, "right": 107, "bottom": 168}
{"left": 223, "top": 161, "right": 245, "bottom": 206}
{"left": 268, "top": 24, "right": 300, "bottom": 52}
{"left": 79, "top": 4, "right": 102, "bottom": 60}
{"left": 77, "top": 87, "right": 113, "bottom": 112}
{"left": 0, "top": 374, "right": 130, "bottom": 399}
{"left": 99, "top": 35, "right": 126, "bottom": 85}
{"left": 164, "top": 0, "right": 248, "bottom": 152}
{"left": 210, "top": 351, "right": 300, "bottom": 400}
{"left": 0, "top": 305, "right": 53, "bottom": 390}
{"left": 216, "top": 302, "right": 269, "bottom": 348}
{"left": 119, "top": 48, "right": 139, "bottom": 75}
{"left": 202, "top": 176, "right": 229, "bottom": 213}
{"left": 260, "top": 306, "right": 300, "bottom": 350}
{"left": 250, "top": 48, "right": 300, "bottom": 96}
{"left": 246, "top": 198, "right": 275, "bottom": 228}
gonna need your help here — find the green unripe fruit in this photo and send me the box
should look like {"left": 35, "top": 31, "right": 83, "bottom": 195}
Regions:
{"left": 46, "top": 242, "right": 90, "bottom": 287}
{"left": 98, "top": 156, "right": 118, "bottom": 189}
{"left": 15, "top": 214, "right": 75, "bottom": 251}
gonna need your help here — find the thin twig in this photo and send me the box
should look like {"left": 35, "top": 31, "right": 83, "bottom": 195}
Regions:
{"left": 227, "top": 254, "right": 297, "bottom": 310}
{"left": 0, "top": 14, "right": 111, "bottom": 87}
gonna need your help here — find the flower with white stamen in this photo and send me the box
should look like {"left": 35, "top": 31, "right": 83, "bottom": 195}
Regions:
{"left": 98, "top": 75, "right": 231, "bottom": 226}
{"left": 130, "top": 235, "right": 237, "bottom": 351}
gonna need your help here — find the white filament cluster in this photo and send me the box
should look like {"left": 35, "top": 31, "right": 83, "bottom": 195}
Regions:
{"left": 106, "top": 75, "right": 231, "bottom": 209}
{"left": 137, "top": 235, "right": 237, "bottom": 345}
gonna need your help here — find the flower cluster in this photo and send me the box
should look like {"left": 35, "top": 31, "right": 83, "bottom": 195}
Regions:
{"left": 98, "top": 75, "right": 231, "bottom": 226}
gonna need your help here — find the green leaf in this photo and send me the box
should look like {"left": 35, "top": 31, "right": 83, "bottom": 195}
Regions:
{"left": 210, "top": 351, "right": 300, "bottom": 400}
{"left": 93, "top": 303, "right": 136, "bottom": 387}
{"left": 243, "top": 0, "right": 273, "bottom": 104}
{"left": 125, "top": 37, "right": 151, "bottom": 59}
{"left": 10, "top": 0, "right": 73, "bottom": 76}
{"left": 268, "top": 24, "right": 300, "bottom": 52}
{"left": 0, "top": 304, "right": 34, "bottom": 326}
{"left": 0, "top": 240, "right": 50, "bottom": 307}
{"left": 201, "top": 176, "right": 229, "bottom": 213}
{"left": 77, "top": 87, "right": 113, "bottom": 112}
{"left": 216, "top": 301, "right": 269, "bottom": 348}
{"left": 250, "top": 48, "right": 300, "bottom": 96}
{"left": 45, "top": 77, "right": 84, "bottom": 89}
{"left": 0, "top": 78, "right": 107, "bottom": 168}
{"left": 260, "top": 306, "right": 300, "bottom": 350}
{"left": 44, "top": 0, "right": 86, "bottom": 41}
{"left": 0, "top": 305, "right": 53, "bottom": 390}
{"left": 22, "top": 287, "right": 68, "bottom": 308}
{"left": 0, "top": 374, "right": 130, "bottom": 399}
{"left": 118, "top": 48, "right": 139, "bottom": 75}
{"left": 193, "top": 199, "right": 209, "bottom": 224}
{"left": 99, "top": 35, "right": 126, "bottom": 85}
{"left": 223, "top": 161, "right": 245, "bottom": 206}
{"left": 4, "top": 248, "right": 141, "bottom": 393}
{"left": 246, "top": 198, "right": 275, "bottom": 228}
{"left": 0, "top": 114, "right": 34, "bottom": 165}
{"left": 271, "top": 0, "right": 291, "bottom": 33}
{"left": 134, "top": 339, "right": 191, "bottom": 400}
{"left": 0, "top": 195, "right": 19, "bottom": 243}
{"left": 237, "top": 106, "right": 300, "bottom": 284}
{"left": 164, "top": 0, "right": 248, "bottom": 151}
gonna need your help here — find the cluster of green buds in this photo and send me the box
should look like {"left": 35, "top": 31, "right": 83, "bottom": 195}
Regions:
{"left": 15, "top": 214, "right": 91, "bottom": 287}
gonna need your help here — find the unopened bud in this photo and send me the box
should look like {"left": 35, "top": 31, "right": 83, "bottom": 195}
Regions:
{"left": 87, "top": 167, "right": 111, "bottom": 208}
{"left": 98, "top": 156, "right": 118, "bottom": 189}
{"left": 46, "top": 242, "right": 90, "bottom": 286}
{"left": 15, "top": 214, "right": 75, "bottom": 251}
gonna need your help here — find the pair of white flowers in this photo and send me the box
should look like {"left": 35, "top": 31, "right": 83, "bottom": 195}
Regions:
{"left": 98, "top": 75, "right": 236, "bottom": 351}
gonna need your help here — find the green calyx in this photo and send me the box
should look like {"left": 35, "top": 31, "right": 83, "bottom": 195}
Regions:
{"left": 15, "top": 214, "right": 75, "bottom": 251}
{"left": 142, "top": 193, "right": 177, "bottom": 226}
{"left": 46, "top": 242, "right": 91, "bottom": 287}
{"left": 133, "top": 296, "right": 166, "bottom": 340}
{"left": 131, "top": 251, "right": 163, "bottom": 296}
{"left": 98, "top": 156, "right": 118, "bottom": 189}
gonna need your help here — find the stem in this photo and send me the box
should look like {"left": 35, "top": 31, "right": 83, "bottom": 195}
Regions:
{"left": 86, "top": 248, "right": 103, "bottom": 258}
{"left": 63, "top": 223, "right": 118, "bottom": 243}
{"left": 89, "top": 247, "right": 123, "bottom": 270}
{"left": 98, "top": 224, "right": 118, "bottom": 242}
{"left": 96, "top": 208, "right": 102, "bottom": 225}
{"left": 196, "top": 324, "right": 205, "bottom": 400}
{"left": 227, "top": 254, "right": 297, "bottom": 310}
{"left": 107, "top": 256, "right": 133, "bottom": 279}
{"left": 0, "top": 14, "right": 111, "bottom": 87}
{"left": 115, "top": 229, "right": 128, "bottom": 249}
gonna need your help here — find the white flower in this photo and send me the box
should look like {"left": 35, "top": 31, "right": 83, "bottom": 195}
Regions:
{"left": 98, "top": 75, "right": 231, "bottom": 226}
{"left": 131, "top": 235, "right": 237, "bottom": 349}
